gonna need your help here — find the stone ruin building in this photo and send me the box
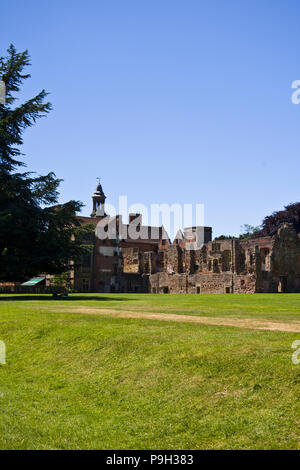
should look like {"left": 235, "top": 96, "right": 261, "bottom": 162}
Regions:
{"left": 73, "top": 182, "right": 300, "bottom": 294}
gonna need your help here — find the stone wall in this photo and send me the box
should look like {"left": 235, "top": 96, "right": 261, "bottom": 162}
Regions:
{"left": 76, "top": 208, "right": 300, "bottom": 294}
{"left": 123, "top": 247, "right": 141, "bottom": 273}
{"left": 164, "top": 245, "right": 183, "bottom": 274}
{"left": 149, "top": 272, "right": 257, "bottom": 294}
{"left": 150, "top": 273, "right": 187, "bottom": 293}
{"left": 270, "top": 224, "right": 300, "bottom": 292}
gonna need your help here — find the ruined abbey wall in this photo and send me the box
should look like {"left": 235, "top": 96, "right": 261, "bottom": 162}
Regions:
{"left": 122, "top": 224, "right": 300, "bottom": 294}
{"left": 75, "top": 197, "right": 300, "bottom": 294}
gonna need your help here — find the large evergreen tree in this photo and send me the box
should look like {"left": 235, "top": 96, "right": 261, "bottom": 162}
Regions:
{"left": 0, "top": 45, "right": 91, "bottom": 282}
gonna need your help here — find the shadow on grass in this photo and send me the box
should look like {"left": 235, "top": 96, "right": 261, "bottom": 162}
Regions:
{"left": 0, "top": 295, "right": 136, "bottom": 302}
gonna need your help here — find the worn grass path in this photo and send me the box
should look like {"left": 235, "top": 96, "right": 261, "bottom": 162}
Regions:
{"left": 36, "top": 304, "right": 300, "bottom": 333}
{"left": 2, "top": 292, "right": 300, "bottom": 322}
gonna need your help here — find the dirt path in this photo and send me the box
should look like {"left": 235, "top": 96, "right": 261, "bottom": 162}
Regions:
{"left": 46, "top": 305, "right": 300, "bottom": 333}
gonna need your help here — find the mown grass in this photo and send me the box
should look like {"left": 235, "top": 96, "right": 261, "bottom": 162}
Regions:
{"left": 2, "top": 292, "right": 300, "bottom": 321}
{"left": 0, "top": 294, "right": 299, "bottom": 449}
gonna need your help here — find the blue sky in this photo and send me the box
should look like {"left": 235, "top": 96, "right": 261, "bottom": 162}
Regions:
{"left": 1, "top": 0, "right": 300, "bottom": 237}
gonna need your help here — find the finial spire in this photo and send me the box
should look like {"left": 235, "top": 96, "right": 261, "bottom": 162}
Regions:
{"left": 91, "top": 178, "right": 106, "bottom": 217}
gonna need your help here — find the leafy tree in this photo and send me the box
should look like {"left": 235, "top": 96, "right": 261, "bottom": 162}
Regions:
{"left": 258, "top": 202, "right": 300, "bottom": 237}
{"left": 0, "top": 45, "right": 91, "bottom": 282}
{"left": 239, "top": 224, "right": 261, "bottom": 240}
{"left": 214, "top": 235, "right": 235, "bottom": 240}
{"left": 52, "top": 271, "right": 72, "bottom": 288}
{"left": 215, "top": 226, "right": 261, "bottom": 240}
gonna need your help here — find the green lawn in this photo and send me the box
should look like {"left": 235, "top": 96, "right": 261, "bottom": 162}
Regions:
{"left": 0, "top": 293, "right": 299, "bottom": 449}
{"left": 2, "top": 292, "right": 300, "bottom": 321}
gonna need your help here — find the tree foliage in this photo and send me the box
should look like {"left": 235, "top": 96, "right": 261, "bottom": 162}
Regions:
{"left": 257, "top": 202, "right": 300, "bottom": 237}
{"left": 214, "top": 225, "right": 261, "bottom": 241}
{"left": 239, "top": 224, "right": 261, "bottom": 240}
{"left": 0, "top": 45, "right": 91, "bottom": 282}
{"left": 214, "top": 235, "right": 235, "bottom": 240}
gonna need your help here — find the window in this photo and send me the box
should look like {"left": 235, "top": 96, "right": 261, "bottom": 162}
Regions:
{"left": 98, "top": 282, "right": 105, "bottom": 293}
{"left": 222, "top": 250, "right": 231, "bottom": 272}
{"left": 82, "top": 279, "right": 89, "bottom": 291}
{"left": 260, "top": 247, "right": 270, "bottom": 271}
{"left": 279, "top": 276, "right": 288, "bottom": 293}
{"left": 82, "top": 253, "right": 91, "bottom": 269}
{"left": 213, "top": 259, "right": 219, "bottom": 273}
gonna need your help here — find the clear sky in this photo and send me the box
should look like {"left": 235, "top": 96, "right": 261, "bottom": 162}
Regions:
{"left": 1, "top": 0, "right": 300, "bottom": 238}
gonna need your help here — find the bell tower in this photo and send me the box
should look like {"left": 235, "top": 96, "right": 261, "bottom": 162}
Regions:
{"left": 91, "top": 178, "right": 106, "bottom": 217}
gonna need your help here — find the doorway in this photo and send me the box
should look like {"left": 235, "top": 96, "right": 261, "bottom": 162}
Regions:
{"left": 279, "top": 276, "right": 288, "bottom": 293}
